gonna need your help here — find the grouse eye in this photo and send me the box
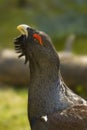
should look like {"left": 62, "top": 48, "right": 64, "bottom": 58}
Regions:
{"left": 34, "top": 38, "right": 38, "bottom": 43}
{"left": 33, "top": 33, "right": 43, "bottom": 45}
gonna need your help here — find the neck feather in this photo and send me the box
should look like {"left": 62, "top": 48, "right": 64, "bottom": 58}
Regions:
{"left": 28, "top": 56, "right": 63, "bottom": 120}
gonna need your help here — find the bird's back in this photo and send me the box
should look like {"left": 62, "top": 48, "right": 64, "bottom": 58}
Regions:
{"left": 32, "top": 105, "right": 87, "bottom": 130}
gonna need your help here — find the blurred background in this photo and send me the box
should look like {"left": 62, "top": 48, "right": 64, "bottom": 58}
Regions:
{"left": 0, "top": 0, "right": 87, "bottom": 130}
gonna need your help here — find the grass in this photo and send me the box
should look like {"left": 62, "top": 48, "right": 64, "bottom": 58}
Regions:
{"left": 0, "top": 87, "right": 31, "bottom": 130}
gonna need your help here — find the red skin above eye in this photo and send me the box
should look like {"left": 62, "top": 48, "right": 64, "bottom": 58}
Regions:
{"left": 33, "top": 33, "right": 43, "bottom": 45}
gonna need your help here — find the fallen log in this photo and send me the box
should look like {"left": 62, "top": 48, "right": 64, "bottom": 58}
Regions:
{"left": 0, "top": 49, "right": 87, "bottom": 89}
{"left": 59, "top": 52, "right": 87, "bottom": 89}
{"left": 0, "top": 49, "right": 29, "bottom": 86}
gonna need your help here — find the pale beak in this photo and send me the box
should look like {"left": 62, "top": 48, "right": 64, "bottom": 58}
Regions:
{"left": 17, "top": 24, "right": 29, "bottom": 37}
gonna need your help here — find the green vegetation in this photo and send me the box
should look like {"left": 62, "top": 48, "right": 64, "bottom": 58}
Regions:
{"left": 0, "top": 0, "right": 87, "bottom": 54}
{"left": 0, "top": 87, "right": 31, "bottom": 130}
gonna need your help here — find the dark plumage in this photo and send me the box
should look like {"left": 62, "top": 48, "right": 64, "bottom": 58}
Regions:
{"left": 32, "top": 105, "right": 87, "bottom": 130}
{"left": 14, "top": 24, "right": 87, "bottom": 130}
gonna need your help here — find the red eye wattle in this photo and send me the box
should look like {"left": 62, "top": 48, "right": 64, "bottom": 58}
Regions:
{"left": 33, "top": 33, "right": 43, "bottom": 45}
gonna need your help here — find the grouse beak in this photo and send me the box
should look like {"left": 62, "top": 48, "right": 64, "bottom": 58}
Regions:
{"left": 17, "top": 24, "right": 29, "bottom": 37}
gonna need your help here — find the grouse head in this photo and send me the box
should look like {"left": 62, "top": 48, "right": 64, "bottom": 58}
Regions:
{"left": 14, "top": 24, "right": 60, "bottom": 68}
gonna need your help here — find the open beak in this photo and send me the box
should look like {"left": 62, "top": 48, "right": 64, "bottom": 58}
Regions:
{"left": 17, "top": 24, "right": 29, "bottom": 37}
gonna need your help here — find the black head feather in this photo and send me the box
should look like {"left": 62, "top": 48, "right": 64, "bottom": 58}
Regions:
{"left": 14, "top": 35, "right": 28, "bottom": 64}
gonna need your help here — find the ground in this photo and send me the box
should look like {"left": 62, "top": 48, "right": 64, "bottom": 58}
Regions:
{"left": 0, "top": 87, "right": 31, "bottom": 130}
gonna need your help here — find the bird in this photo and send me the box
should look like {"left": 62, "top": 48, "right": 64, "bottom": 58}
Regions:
{"left": 14, "top": 24, "right": 87, "bottom": 130}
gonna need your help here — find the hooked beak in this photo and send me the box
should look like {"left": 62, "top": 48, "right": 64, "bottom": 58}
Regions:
{"left": 17, "top": 24, "right": 29, "bottom": 37}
